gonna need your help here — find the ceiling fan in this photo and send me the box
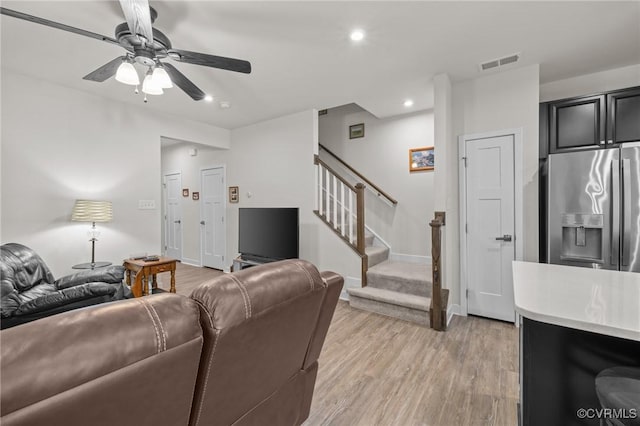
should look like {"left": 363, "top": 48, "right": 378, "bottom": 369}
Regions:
{"left": 0, "top": 0, "right": 251, "bottom": 101}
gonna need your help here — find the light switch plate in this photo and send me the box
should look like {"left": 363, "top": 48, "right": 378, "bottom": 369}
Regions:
{"left": 138, "top": 200, "right": 156, "bottom": 210}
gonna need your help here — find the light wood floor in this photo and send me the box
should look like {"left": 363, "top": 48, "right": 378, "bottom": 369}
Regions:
{"left": 155, "top": 261, "right": 225, "bottom": 295}
{"left": 156, "top": 263, "right": 519, "bottom": 426}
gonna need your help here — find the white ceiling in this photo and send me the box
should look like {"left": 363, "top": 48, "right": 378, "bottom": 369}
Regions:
{"left": 2, "top": 1, "right": 639, "bottom": 129}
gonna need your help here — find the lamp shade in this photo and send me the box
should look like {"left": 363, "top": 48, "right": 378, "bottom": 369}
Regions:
{"left": 115, "top": 61, "right": 140, "bottom": 86}
{"left": 152, "top": 66, "right": 173, "bottom": 89}
{"left": 71, "top": 200, "right": 113, "bottom": 223}
{"left": 142, "top": 71, "right": 163, "bottom": 95}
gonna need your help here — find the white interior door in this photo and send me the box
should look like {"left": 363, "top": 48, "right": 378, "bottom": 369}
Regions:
{"left": 163, "top": 172, "right": 182, "bottom": 260}
{"left": 464, "top": 134, "right": 516, "bottom": 322}
{"left": 200, "top": 167, "right": 225, "bottom": 270}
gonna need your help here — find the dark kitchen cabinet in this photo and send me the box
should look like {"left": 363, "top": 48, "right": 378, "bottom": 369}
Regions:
{"left": 540, "top": 85, "right": 639, "bottom": 264}
{"left": 607, "top": 87, "right": 640, "bottom": 145}
{"left": 547, "top": 87, "right": 640, "bottom": 154}
{"left": 549, "top": 94, "right": 605, "bottom": 153}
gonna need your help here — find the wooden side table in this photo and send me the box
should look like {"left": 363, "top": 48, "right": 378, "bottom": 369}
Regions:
{"left": 123, "top": 257, "right": 177, "bottom": 298}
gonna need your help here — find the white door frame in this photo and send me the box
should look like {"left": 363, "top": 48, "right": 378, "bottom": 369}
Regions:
{"left": 200, "top": 165, "right": 227, "bottom": 270}
{"left": 163, "top": 171, "right": 183, "bottom": 260}
{"left": 459, "top": 128, "right": 524, "bottom": 318}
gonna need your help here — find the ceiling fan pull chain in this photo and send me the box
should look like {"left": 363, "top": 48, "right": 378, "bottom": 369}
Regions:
{"left": 144, "top": 94, "right": 148, "bottom": 103}
{"left": 134, "top": 85, "right": 139, "bottom": 95}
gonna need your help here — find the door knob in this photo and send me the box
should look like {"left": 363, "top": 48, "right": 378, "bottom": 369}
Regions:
{"left": 200, "top": 221, "right": 205, "bottom": 225}
{"left": 174, "top": 220, "right": 181, "bottom": 224}
{"left": 495, "top": 234, "right": 512, "bottom": 242}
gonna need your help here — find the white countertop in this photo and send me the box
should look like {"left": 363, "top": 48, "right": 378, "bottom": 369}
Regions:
{"left": 513, "top": 261, "right": 640, "bottom": 341}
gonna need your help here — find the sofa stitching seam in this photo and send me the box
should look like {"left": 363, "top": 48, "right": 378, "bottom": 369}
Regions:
{"left": 228, "top": 274, "right": 252, "bottom": 319}
{"left": 137, "top": 299, "right": 161, "bottom": 354}
{"left": 293, "top": 260, "right": 315, "bottom": 291}
{"left": 192, "top": 300, "right": 219, "bottom": 426}
{"left": 146, "top": 302, "right": 167, "bottom": 351}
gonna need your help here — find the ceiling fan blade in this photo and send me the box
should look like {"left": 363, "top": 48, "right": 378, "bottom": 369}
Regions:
{"left": 83, "top": 56, "right": 127, "bottom": 82}
{"left": 118, "top": 0, "right": 154, "bottom": 45}
{"left": 162, "top": 63, "right": 206, "bottom": 101}
{"left": 0, "top": 7, "right": 120, "bottom": 47}
{"left": 168, "top": 49, "right": 251, "bottom": 74}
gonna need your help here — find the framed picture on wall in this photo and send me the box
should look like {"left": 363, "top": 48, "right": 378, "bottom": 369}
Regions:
{"left": 192, "top": 192, "right": 199, "bottom": 201}
{"left": 229, "top": 186, "right": 239, "bottom": 203}
{"left": 409, "top": 146, "right": 434, "bottom": 172}
{"left": 349, "top": 123, "right": 365, "bottom": 139}
{"left": 182, "top": 188, "right": 189, "bottom": 197}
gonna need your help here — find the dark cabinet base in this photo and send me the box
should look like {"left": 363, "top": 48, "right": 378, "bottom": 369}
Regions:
{"left": 521, "top": 318, "right": 640, "bottom": 426}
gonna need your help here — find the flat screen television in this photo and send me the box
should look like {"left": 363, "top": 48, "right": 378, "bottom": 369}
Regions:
{"left": 238, "top": 208, "right": 299, "bottom": 261}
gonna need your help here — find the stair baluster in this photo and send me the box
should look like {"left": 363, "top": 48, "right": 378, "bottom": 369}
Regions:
{"left": 314, "top": 155, "right": 368, "bottom": 286}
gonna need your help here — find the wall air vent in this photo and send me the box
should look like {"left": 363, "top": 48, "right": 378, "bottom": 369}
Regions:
{"left": 479, "top": 53, "right": 520, "bottom": 72}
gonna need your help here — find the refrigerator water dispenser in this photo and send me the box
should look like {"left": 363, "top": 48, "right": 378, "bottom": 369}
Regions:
{"left": 560, "top": 214, "right": 604, "bottom": 263}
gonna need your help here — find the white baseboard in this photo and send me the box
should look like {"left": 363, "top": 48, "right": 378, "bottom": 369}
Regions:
{"left": 447, "top": 304, "right": 463, "bottom": 326}
{"left": 339, "top": 276, "right": 361, "bottom": 301}
{"left": 389, "top": 253, "right": 431, "bottom": 264}
{"left": 181, "top": 258, "right": 201, "bottom": 267}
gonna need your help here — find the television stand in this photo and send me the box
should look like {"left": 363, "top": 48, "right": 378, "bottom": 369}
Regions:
{"left": 232, "top": 255, "right": 278, "bottom": 272}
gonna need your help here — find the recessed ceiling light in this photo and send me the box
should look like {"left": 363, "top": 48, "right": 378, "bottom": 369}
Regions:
{"left": 350, "top": 30, "right": 365, "bottom": 42}
{"left": 204, "top": 94, "right": 213, "bottom": 102}
{"left": 404, "top": 99, "right": 414, "bottom": 107}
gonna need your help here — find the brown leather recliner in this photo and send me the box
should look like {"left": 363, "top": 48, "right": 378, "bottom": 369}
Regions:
{"left": 0, "top": 259, "right": 343, "bottom": 426}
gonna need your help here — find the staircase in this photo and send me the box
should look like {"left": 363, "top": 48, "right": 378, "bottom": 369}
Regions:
{"left": 348, "top": 231, "right": 432, "bottom": 326}
{"left": 314, "top": 149, "right": 437, "bottom": 326}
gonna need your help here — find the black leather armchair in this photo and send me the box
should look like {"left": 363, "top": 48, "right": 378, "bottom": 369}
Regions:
{"left": 0, "top": 243, "right": 130, "bottom": 329}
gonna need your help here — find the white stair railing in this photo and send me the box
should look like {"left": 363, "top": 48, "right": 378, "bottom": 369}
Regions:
{"left": 314, "top": 155, "right": 368, "bottom": 285}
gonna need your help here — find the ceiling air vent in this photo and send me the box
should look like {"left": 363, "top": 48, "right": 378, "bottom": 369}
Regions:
{"left": 479, "top": 53, "right": 520, "bottom": 72}
{"left": 481, "top": 60, "right": 500, "bottom": 71}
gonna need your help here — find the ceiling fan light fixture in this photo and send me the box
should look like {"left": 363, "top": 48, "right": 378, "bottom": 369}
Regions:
{"left": 152, "top": 66, "right": 173, "bottom": 89}
{"left": 142, "top": 71, "right": 163, "bottom": 95}
{"left": 115, "top": 60, "right": 140, "bottom": 86}
{"left": 350, "top": 29, "right": 365, "bottom": 42}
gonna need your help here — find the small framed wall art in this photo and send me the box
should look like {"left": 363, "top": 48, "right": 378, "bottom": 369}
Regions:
{"left": 409, "top": 146, "right": 434, "bottom": 172}
{"left": 229, "top": 186, "right": 239, "bottom": 203}
{"left": 192, "top": 192, "right": 200, "bottom": 201}
{"left": 349, "top": 123, "right": 365, "bottom": 139}
{"left": 182, "top": 188, "right": 189, "bottom": 197}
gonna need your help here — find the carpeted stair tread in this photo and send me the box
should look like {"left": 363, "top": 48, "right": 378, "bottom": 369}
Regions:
{"left": 347, "top": 287, "right": 430, "bottom": 311}
{"left": 349, "top": 231, "right": 375, "bottom": 247}
{"left": 364, "top": 233, "right": 375, "bottom": 246}
{"left": 347, "top": 287, "right": 431, "bottom": 325}
{"left": 367, "top": 260, "right": 432, "bottom": 297}
{"left": 365, "top": 246, "right": 389, "bottom": 268}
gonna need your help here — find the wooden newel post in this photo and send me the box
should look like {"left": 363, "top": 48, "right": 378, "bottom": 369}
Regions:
{"left": 355, "top": 183, "right": 367, "bottom": 286}
{"left": 429, "top": 211, "right": 448, "bottom": 331}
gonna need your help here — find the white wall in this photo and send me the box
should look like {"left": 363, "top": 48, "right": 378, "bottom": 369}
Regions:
{"left": 540, "top": 64, "right": 640, "bottom": 102}
{"left": 160, "top": 110, "right": 361, "bottom": 280}
{"left": 447, "top": 64, "right": 540, "bottom": 310}
{"left": 1, "top": 71, "right": 230, "bottom": 277}
{"left": 433, "top": 73, "right": 454, "bottom": 309}
{"left": 318, "top": 104, "right": 434, "bottom": 257}
{"left": 228, "top": 111, "right": 360, "bottom": 279}
{"left": 160, "top": 142, "right": 226, "bottom": 265}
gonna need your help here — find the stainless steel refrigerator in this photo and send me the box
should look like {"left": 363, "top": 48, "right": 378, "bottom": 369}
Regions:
{"left": 548, "top": 143, "right": 640, "bottom": 272}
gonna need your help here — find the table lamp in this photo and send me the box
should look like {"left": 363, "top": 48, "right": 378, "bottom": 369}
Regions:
{"left": 71, "top": 200, "right": 113, "bottom": 268}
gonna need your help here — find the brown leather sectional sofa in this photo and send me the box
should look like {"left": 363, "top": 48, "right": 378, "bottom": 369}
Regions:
{"left": 0, "top": 259, "right": 343, "bottom": 426}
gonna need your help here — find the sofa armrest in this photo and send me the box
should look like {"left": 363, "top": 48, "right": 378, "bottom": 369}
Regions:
{"left": 302, "top": 271, "right": 343, "bottom": 369}
{"left": 55, "top": 265, "right": 125, "bottom": 289}
{"left": 13, "top": 282, "right": 118, "bottom": 317}
{"left": 1, "top": 294, "right": 203, "bottom": 426}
